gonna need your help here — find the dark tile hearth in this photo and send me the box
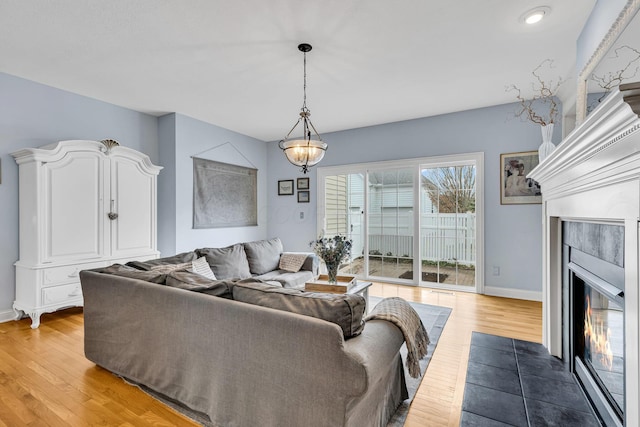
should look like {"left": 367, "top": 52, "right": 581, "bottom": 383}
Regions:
{"left": 465, "top": 362, "right": 522, "bottom": 396}
{"left": 460, "top": 332, "right": 600, "bottom": 427}
{"left": 462, "top": 383, "right": 527, "bottom": 426}
{"left": 468, "top": 345, "right": 517, "bottom": 371}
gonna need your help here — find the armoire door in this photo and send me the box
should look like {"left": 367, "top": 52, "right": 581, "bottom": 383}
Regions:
{"left": 108, "top": 154, "right": 156, "bottom": 258}
{"left": 43, "top": 151, "right": 106, "bottom": 262}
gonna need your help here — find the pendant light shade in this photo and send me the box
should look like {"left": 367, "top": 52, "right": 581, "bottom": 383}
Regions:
{"left": 278, "top": 43, "right": 327, "bottom": 174}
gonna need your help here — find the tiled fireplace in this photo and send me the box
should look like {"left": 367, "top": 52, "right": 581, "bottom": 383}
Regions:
{"left": 529, "top": 82, "right": 640, "bottom": 427}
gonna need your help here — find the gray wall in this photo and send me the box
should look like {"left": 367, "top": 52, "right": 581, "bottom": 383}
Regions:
{"left": 158, "top": 115, "right": 177, "bottom": 255}
{"left": 157, "top": 113, "right": 268, "bottom": 255}
{"left": 267, "top": 103, "right": 562, "bottom": 295}
{"left": 0, "top": 72, "right": 159, "bottom": 315}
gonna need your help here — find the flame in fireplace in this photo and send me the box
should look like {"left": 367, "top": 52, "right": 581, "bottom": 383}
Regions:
{"left": 584, "top": 295, "right": 614, "bottom": 370}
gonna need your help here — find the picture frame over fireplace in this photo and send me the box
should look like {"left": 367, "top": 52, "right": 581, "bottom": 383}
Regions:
{"left": 500, "top": 151, "right": 542, "bottom": 205}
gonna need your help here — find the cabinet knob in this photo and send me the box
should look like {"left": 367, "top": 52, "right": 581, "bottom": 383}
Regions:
{"left": 108, "top": 199, "right": 118, "bottom": 220}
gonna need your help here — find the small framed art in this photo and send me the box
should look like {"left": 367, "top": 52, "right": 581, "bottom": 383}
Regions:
{"left": 278, "top": 179, "right": 294, "bottom": 195}
{"left": 297, "top": 177, "right": 309, "bottom": 190}
{"left": 500, "top": 151, "right": 542, "bottom": 205}
{"left": 298, "top": 190, "right": 310, "bottom": 203}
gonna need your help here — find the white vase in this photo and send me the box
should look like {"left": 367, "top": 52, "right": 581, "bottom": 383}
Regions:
{"left": 538, "top": 123, "right": 556, "bottom": 162}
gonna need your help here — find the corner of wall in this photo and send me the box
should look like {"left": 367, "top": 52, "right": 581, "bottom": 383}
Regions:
{"left": 157, "top": 114, "right": 177, "bottom": 256}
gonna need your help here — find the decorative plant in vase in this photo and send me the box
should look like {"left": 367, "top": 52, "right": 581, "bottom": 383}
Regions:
{"left": 506, "top": 59, "right": 564, "bottom": 162}
{"left": 311, "top": 235, "right": 352, "bottom": 284}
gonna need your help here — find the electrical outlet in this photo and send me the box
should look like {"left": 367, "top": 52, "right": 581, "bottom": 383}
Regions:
{"left": 493, "top": 266, "right": 500, "bottom": 276}
{"left": 299, "top": 211, "right": 304, "bottom": 220}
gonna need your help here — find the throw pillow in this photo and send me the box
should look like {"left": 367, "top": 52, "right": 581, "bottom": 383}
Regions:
{"left": 232, "top": 282, "right": 366, "bottom": 338}
{"left": 243, "top": 238, "right": 284, "bottom": 275}
{"left": 278, "top": 253, "right": 308, "bottom": 273}
{"left": 196, "top": 244, "right": 252, "bottom": 280}
{"left": 191, "top": 257, "right": 216, "bottom": 280}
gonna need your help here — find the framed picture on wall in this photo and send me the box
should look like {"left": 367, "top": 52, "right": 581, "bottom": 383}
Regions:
{"left": 278, "top": 179, "right": 294, "bottom": 195}
{"left": 298, "top": 190, "right": 310, "bottom": 203}
{"left": 500, "top": 151, "right": 542, "bottom": 205}
{"left": 297, "top": 177, "right": 309, "bottom": 190}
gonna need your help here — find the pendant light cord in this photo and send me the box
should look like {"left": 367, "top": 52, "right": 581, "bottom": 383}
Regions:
{"left": 302, "top": 50, "right": 308, "bottom": 113}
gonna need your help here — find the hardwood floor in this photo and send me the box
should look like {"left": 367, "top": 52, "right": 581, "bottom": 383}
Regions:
{"left": 0, "top": 283, "right": 541, "bottom": 426}
{"left": 370, "top": 283, "right": 542, "bottom": 426}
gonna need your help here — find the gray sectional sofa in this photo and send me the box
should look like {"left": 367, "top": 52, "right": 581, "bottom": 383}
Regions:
{"left": 80, "top": 238, "right": 409, "bottom": 427}
{"left": 125, "top": 237, "right": 319, "bottom": 289}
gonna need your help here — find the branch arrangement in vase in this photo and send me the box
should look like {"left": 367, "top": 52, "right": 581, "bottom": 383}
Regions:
{"left": 506, "top": 59, "right": 563, "bottom": 126}
{"left": 506, "top": 60, "right": 566, "bottom": 162}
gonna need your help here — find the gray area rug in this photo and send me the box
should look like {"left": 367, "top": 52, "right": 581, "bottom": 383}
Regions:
{"left": 128, "top": 298, "right": 452, "bottom": 427}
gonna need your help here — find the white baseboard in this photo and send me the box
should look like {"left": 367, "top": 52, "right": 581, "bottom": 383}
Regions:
{"left": 0, "top": 309, "right": 18, "bottom": 324}
{"left": 484, "top": 286, "right": 542, "bottom": 302}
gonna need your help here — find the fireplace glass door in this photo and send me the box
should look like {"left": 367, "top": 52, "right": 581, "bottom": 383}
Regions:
{"left": 574, "top": 274, "right": 625, "bottom": 422}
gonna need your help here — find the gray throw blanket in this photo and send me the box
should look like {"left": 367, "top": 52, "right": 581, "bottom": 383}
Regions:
{"left": 365, "top": 297, "right": 430, "bottom": 378}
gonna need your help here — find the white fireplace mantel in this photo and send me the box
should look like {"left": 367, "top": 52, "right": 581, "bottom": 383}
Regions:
{"left": 528, "top": 82, "right": 640, "bottom": 426}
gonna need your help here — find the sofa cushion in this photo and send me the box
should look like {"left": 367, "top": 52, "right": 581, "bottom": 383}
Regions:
{"left": 278, "top": 252, "right": 308, "bottom": 273}
{"left": 197, "top": 244, "right": 252, "bottom": 280}
{"left": 126, "top": 251, "right": 198, "bottom": 270}
{"left": 243, "top": 238, "right": 283, "bottom": 275}
{"left": 232, "top": 282, "right": 366, "bottom": 338}
{"left": 96, "top": 264, "right": 167, "bottom": 284}
{"left": 165, "top": 271, "right": 231, "bottom": 298}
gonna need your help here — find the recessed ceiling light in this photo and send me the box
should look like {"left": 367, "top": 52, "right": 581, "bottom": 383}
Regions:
{"left": 521, "top": 6, "right": 551, "bottom": 25}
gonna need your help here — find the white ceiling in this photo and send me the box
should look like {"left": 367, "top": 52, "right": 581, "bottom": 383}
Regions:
{"left": 0, "top": 0, "right": 595, "bottom": 141}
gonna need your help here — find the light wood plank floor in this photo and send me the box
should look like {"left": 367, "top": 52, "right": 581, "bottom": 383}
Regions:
{"left": 371, "top": 283, "right": 542, "bottom": 426}
{"left": 0, "top": 283, "right": 541, "bottom": 426}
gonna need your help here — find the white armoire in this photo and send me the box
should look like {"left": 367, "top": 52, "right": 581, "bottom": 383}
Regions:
{"left": 12, "top": 140, "right": 162, "bottom": 328}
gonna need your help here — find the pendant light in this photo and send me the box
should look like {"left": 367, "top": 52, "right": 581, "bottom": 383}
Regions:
{"left": 278, "top": 43, "right": 327, "bottom": 174}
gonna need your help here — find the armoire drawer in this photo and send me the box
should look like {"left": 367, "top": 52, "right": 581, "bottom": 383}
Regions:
{"left": 42, "top": 283, "right": 83, "bottom": 305}
{"left": 42, "top": 262, "right": 105, "bottom": 286}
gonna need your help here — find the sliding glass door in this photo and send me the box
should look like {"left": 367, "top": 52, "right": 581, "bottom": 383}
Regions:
{"left": 367, "top": 168, "right": 414, "bottom": 281}
{"left": 420, "top": 164, "right": 476, "bottom": 288}
{"left": 322, "top": 173, "right": 365, "bottom": 275}
{"left": 317, "top": 154, "right": 483, "bottom": 292}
